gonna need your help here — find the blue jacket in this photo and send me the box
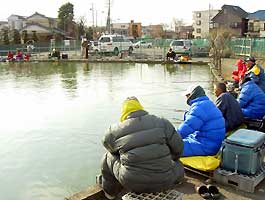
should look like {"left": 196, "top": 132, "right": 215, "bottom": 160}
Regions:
{"left": 177, "top": 96, "right": 225, "bottom": 156}
{"left": 246, "top": 64, "right": 265, "bottom": 92}
{"left": 238, "top": 80, "right": 265, "bottom": 119}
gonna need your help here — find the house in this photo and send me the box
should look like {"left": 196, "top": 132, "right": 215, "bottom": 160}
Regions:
{"left": 7, "top": 14, "right": 25, "bottom": 30}
{"left": 0, "top": 21, "right": 8, "bottom": 30}
{"left": 20, "top": 23, "right": 65, "bottom": 42}
{"left": 247, "top": 10, "right": 265, "bottom": 37}
{"left": 175, "top": 25, "right": 193, "bottom": 39}
{"left": 7, "top": 12, "right": 65, "bottom": 42}
{"left": 192, "top": 9, "right": 219, "bottom": 38}
{"left": 20, "top": 12, "right": 65, "bottom": 42}
{"left": 25, "top": 12, "right": 58, "bottom": 29}
{"left": 211, "top": 5, "right": 248, "bottom": 37}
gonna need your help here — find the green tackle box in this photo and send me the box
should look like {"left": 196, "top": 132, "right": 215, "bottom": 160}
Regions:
{"left": 220, "top": 129, "right": 265, "bottom": 175}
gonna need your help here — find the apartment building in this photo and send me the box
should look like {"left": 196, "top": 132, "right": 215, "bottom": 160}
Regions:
{"left": 192, "top": 9, "right": 219, "bottom": 38}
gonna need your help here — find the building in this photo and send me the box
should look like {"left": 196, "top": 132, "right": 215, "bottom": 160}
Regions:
{"left": 175, "top": 25, "right": 194, "bottom": 39}
{"left": 20, "top": 12, "right": 65, "bottom": 42}
{"left": 211, "top": 5, "right": 248, "bottom": 37}
{"left": 142, "top": 25, "right": 164, "bottom": 38}
{"left": 129, "top": 20, "right": 142, "bottom": 38}
{"left": 7, "top": 12, "right": 65, "bottom": 42}
{"left": 192, "top": 9, "right": 219, "bottom": 38}
{"left": 111, "top": 23, "right": 129, "bottom": 36}
{"left": 7, "top": 14, "right": 25, "bottom": 30}
{"left": 25, "top": 12, "right": 58, "bottom": 29}
{"left": 0, "top": 21, "right": 8, "bottom": 30}
{"left": 247, "top": 10, "right": 265, "bottom": 37}
{"left": 163, "top": 30, "right": 177, "bottom": 39}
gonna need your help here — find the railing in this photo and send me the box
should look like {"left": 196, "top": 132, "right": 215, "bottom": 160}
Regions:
{"left": 2, "top": 38, "right": 265, "bottom": 60}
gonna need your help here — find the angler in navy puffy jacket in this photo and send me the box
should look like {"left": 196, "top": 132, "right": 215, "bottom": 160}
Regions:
{"left": 238, "top": 77, "right": 265, "bottom": 119}
{"left": 177, "top": 85, "right": 225, "bottom": 157}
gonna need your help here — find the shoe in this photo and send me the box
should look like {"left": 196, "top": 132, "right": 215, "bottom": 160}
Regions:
{"left": 207, "top": 185, "right": 220, "bottom": 199}
{"left": 196, "top": 185, "right": 211, "bottom": 199}
{"left": 104, "top": 191, "right": 116, "bottom": 200}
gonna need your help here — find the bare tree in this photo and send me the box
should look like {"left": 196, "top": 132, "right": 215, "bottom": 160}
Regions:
{"left": 208, "top": 28, "right": 232, "bottom": 72}
{"left": 172, "top": 17, "right": 185, "bottom": 28}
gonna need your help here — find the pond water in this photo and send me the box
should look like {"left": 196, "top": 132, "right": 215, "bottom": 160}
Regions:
{"left": 0, "top": 62, "right": 214, "bottom": 200}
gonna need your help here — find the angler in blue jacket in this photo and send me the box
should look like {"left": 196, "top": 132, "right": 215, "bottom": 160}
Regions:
{"left": 244, "top": 56, "right": 265, "bottom": 92}
{"left": 177, "top": 85, "right": 225, "bottom": 157}
{"left": 238, "top": 77, "right": 265, "bottom": 119}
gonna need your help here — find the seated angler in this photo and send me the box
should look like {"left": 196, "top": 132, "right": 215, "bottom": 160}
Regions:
{"left": 214, "top": 82, "right": 243, "bottom": 132}
{"left": 16, "top": 49, "right": 23, "bottom": 60}
{"left": 7, "top": 51, "right": 14, "bottom": 61}
{"left": 238, "top": 77, "right": 265, "bottom": 120}
{"left": 101, "top": 97, "right": 184, "bottom": 199}
{"left": 244, "top": 56, "right": 265, "bottom": 92}
{"left": 177, "top": 85, "right": 225, "bottom": 157}
{"left": 232, "top": 59, "right": 247, "bottom": 87}
{"left": 166, "top": 48, "right": 177, "bottom": 61}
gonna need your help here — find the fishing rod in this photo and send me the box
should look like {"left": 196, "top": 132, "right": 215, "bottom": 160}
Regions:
{"left": 170, "top": 80, "right": 216, "bottom": 84}
{"left": 146, "top": 107, "right": 187, "bottom": 113}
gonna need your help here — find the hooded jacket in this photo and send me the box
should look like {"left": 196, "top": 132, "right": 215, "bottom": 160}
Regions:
{"left": 177, "top": 86, "right": 225, "bottom": 156}
{"left": 232, "top": 59, "right": 247, "bottom": 82}
{"left": 245, "top": 64, "right": 265, "bottom": 92}
{"left": 238, "top": 80, "right": 265, "bottom": 119}
{"left": 102, "top": 99, "right": 184, "bottom": 193}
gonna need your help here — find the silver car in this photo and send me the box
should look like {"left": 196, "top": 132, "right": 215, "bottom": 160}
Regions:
{"left": 169, "top": 39, "right": 192, "bottom": 55}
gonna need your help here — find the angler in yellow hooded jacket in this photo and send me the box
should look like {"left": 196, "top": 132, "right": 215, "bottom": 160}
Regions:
{"left": 244, "top": 56, "right": 265, "bottom": 92}
{"left": 101, "top": 96, "right": 184, "bottom": 199}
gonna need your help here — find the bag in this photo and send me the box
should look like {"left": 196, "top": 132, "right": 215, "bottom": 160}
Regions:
{"left": 221, "top": 129, "right": 265, "bottom": 175}
{"left": 243, "top": 117, "right": 265, "bottom": 132}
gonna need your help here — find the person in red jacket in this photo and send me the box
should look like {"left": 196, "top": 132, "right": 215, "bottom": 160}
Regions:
{"left": 24, "top": 54, "right": 30, "bottom": 61}
{"left": 7, "top": 51, "right": 14, "bottom": 61}
{"left": 232, "top": 59, "right": 247, "bottom": 86}
{"left": 16, "top": 49, "right": 23, "bottom": 60}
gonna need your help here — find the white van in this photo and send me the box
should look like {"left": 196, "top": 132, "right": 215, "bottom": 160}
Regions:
{"left": 98, "top": 35, "right": 133, "bottom": 55}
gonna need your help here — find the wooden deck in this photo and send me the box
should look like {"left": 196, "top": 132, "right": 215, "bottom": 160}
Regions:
{"left": 65, "top": 169, "right": 265, "bottom": 200}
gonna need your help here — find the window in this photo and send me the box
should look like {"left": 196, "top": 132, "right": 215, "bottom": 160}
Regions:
{"left": 230, "top": 22, "right": 240, "bottom": 28}
{"left": 172, "top": 41, "right": 184, "bottom": 46}
{"left": 249, "top": 22, "right": 254, "bottom": 31}
{"left": 264, "top": 23, "right": 265, "bottom": 31}
{"left": 100, "top": 37, "right": 110, "bottom": 43}
{"left": 196, "top": 12, "right": 201, "bottom": 18}
{"left": 113, "top": 36, "right": 124, "bottom": 42}
{"left": 196, "top": 28, "right": 201, "bottom": 33}
{"left": 196, "top": 20, "right": 201, "bottom": 25}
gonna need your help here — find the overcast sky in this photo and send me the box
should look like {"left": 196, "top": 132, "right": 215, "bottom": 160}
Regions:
{"left": 0, "top": 0, "right": 262, "bottom": 26}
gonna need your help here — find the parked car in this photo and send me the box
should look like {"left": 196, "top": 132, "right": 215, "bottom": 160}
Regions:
{"left": 89, "top": 41, "right": 99, "bottom": 52}
{"left": 133, "top": 40, "right": 152, "bottom": 48}
{"left": 169, "top": 39, "right": 192, "bottom": 56}
{"left": 98, "top": 34, "right": 133, "bottom": 55}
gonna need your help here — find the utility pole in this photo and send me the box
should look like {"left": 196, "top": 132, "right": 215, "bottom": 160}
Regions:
{"left": 106, "top": 0, "right": 111, "bottom": 34}
{"left": 91, "top": 3, "right": 95, "bottom": 40}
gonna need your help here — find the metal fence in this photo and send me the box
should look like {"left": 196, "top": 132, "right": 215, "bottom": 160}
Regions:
{"left": 1, "top": 38, "right": 265, "bottom": 60}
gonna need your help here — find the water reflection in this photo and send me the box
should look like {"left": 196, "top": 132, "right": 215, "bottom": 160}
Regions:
{"left": 0, "top": 62, "right": 214, "bottom": 200}
{"left": 60, "top": 64, "right": 78, "bottom": 98}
